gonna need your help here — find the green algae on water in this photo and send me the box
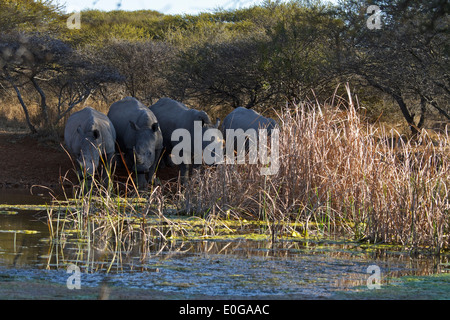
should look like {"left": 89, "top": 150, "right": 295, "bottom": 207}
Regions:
{"left": 0, "top": 210, "right": 18, "bottom": 215}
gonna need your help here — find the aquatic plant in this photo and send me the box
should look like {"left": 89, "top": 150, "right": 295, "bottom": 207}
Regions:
{"left": 48, "top": 84, "right": 449, "bottom": 255}
{"left": 184, "top": 84, "right": 449, "bottom": 251}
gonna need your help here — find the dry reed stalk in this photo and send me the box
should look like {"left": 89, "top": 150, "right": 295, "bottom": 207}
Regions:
{"left": 51, "top": 85, "right": 449, "bottom": 252}
{"left": 184, "top": 85, "right": 449, "bottom": 250}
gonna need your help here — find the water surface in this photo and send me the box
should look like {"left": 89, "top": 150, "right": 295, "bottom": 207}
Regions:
{"left": 0, "top": 189, "right": 448, "bottom": 299}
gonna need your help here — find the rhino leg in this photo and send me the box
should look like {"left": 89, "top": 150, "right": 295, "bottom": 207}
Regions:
{"left": 164, "top": 150, "right": 176, "bottom": 167}
{"left": 179, "top": 161, "right": 204, "bottom": 185}
{"left": 192, "top": 163, "right": 204, "bottom": 178}
{"left": 179, "top": 163, "right": 190, "bottom": 185}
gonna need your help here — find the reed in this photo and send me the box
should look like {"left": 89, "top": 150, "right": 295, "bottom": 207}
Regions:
{"left": 48, "top": 85, "right": 449, "bottom": 254}
{"left": 186, "top": 84, "right": 449, "bottom": 251}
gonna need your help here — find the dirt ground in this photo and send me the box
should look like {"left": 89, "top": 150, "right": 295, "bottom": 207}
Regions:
{"left": 0, "top": 132, "right": 73, "bottom": 191}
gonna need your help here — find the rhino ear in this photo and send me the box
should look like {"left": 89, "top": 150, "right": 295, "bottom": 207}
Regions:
{"left": 151, "top": 122, "right": 159, "bottom": 132}
{"left": 129, "top": 121, "right": 140, "bottom": 131}
{"left": 197, "top": 111, "right": 210, "bottom": 127}
{"left": 214, "top": 118, "right": 221, "bottom": 129}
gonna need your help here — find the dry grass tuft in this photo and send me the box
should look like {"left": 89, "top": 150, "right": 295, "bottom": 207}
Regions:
{"left": 185, "top": 85, "right": 449, "bottom": 251}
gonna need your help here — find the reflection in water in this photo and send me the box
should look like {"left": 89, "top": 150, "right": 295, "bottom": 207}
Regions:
{"left": 0, "top": 188, "right": 55, "bottom": 205}
{"left": 38, "top": 239, "right": 448, "bottom": 298}
{"left": 0, "top": 210, "right": 49, "bottom": 267}
{"left": 0, "top": 190, "right": 449, "bottom": 298}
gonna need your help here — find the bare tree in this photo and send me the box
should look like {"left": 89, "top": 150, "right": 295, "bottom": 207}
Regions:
{"left": 0, "top": 32, "right": 123, "bottom": 134}
{"left": 336, "top": 0, "right": 449, "bottom": 135}
{"left": 98, "top": 40, "right": 175, "bottom": 105}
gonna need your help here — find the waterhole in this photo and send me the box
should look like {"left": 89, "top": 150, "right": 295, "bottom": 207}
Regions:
{"left": 0, "top": 189, "right": 448, "bottom": 299}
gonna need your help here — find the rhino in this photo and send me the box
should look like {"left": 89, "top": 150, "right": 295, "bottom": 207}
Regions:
{"left": 64, "top": 107, "right": 116, "bottom": 188}
{"left": 222, "top": 107, "right": 278, "bottom": 137}
{"left": 221, "top": 106, "right": 278, "bottom": 161}
{"left": 149, "top": 97, "right": 221, "bottom": 183}
{"left": 107, "top": 97, "right": 163, "bottom": 190}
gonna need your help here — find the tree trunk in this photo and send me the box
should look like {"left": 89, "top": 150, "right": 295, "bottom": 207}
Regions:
{"left": 366, "top": 78, "right": 419, "bottom": 135}
{"left": 31, "top": 77, "right": 51, "bottom": 129}
{"left": 391, "top": 92, "right": 419, "bottom": 136}
{"left": 11, "top": 83, "right": 38, "bottom": 134}
{"left": 3, "top": 69, "right": 37, "bottom": 134}
{"left": 417, "top": 95, "right": 427, "bottom": 129}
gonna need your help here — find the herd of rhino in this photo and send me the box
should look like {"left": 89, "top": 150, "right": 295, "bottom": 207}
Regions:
{"left": 64, "top": 97, "right": 278, "bottom": 190}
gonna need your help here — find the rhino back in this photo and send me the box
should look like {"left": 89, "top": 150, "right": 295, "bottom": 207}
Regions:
{"left": 65, "top": 107, "right": 115, "bottom": 155}
{"left": 150, "top": 97, "right": 189, "bottom": 115}
{"left": 108, "top": 98, "right": 141, "bottom": 135}
{"left": 64, "top": 108, "right": 96, "bottom": 153}
{"left": 108, "top": 97, "right": 142, "bottom": 147}
{"left": 108, "top": 97, "right": 160, "bottom": 150}
{"left": 150, "top": 98, "right": 188, "bottom": 132}
{"left": 150, "top": 98, "right": 211, "bottom": 149}
{"left": 223, "top": 107, "right": 275, "bottom": 132}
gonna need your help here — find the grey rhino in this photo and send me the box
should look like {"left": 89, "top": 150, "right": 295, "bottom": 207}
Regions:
{"left": 149, "top": 97, "right": 221, "bottom": 183}
{"left": 107, "top": 97, "right": 163, "bottom": 189}
{"left": 64, "top": 107, "right": 116, "bottom": 188}
{"left": 221, "top": 106, "right": 278, "bottom": 152}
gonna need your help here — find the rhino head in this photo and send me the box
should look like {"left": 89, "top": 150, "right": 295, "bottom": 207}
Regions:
{"left": 129, "top": 121, "right": 161, "bottom": 189}
{"left": 76, "top": 125, "right": 101, "bottom": 179}
{"left": 195, "top": 112, "right": 222, "bottom": 150}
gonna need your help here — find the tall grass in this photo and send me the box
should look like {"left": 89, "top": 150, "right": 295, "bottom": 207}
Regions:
{"left": 186, "top": 85, "right": 449, "bottom": 251}
{"left": 49, "top": 85, "right": 449, "bottom": 254}
{"left": 48, "top": 161, "right": 227, "bottom": 263}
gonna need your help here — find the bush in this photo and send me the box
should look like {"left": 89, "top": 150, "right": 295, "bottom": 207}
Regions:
{"left": 97, "top": 39, "right": 176, "bottom": 105}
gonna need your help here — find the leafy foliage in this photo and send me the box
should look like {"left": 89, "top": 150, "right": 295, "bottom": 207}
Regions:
{"left": 336, "top": 0, "right": 449, "bottom": 134}
{"left": 0, "top": 0, "right": 448, "bottom": 135}
{"left": 0, "top": 0, "right": 64, "bottom": 32}
{"left": 0, "top": 32, "right": 123, "bottom": 133}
